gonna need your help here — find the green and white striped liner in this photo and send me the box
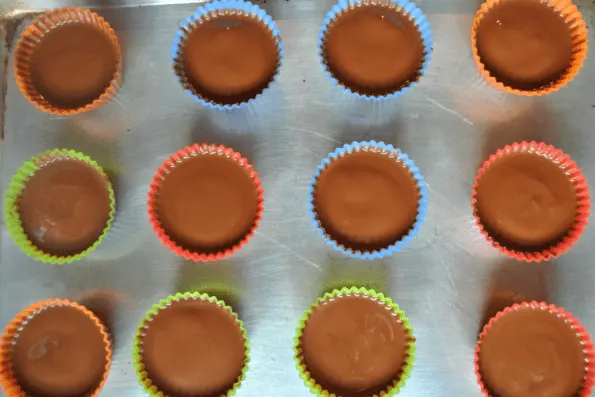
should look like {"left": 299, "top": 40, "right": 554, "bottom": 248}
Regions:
{"left": 4, "top": 148, "right": 115, "bottom": 264}
{"left": 132, "top": 292, "right": 250, "bottom": 397}
{"left": 294, "top": 286, "right": 416, "bottom": 396}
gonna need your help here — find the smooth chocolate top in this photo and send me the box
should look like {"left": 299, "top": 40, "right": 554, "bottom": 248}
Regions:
{"left": 479, "top": 307, "right": 585, "bottom": 397}
{"left": 141, "top": 299, "right": 246, "bottom": 397}
{"left": 182, "top": 15, "right": 278, "bottom": 104}
{"left": 324, "top": 6, "right": 424, "bottom": 95}
{"left": 18, "top": 159, "right": 111, "bottom": 256}
{"left": 29, "top": 23, "right": 118, "bottom": 109}
{"left": 157, "top": 154, "right": 258, "bottom": 253}
{"left": 476, "top": 0, "right": 573, "bottom": 90}
{"left": 476, "top": 152, "right": 576, "bottom": 250}
{"left": 301, "top": 295, "right": 408, "bottom": 396}
{"left": 313, "top": 150, "right": 419, "bottom": 252}
{"left": 12, "top": 305, "right": 107, "bottom": 397}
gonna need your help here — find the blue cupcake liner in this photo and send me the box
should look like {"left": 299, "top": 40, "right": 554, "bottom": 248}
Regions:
{"left": 308, "top": 141, "right": 428, "bottom": 259}
{"left": 171, "top": 0, "right": 284, "bottom": 110}
{"left": 318, "top": 0, "right": 433, "bottom": 101}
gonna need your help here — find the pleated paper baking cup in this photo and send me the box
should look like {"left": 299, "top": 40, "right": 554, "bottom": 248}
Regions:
{"left": 308, "top": 141, "right": 428, "bottom": 259}
{"left": 294, "top": 286, "right": 416, "bottom": 397}
{"left": 171, "top": 0, "right": 284, "bottom": 110}
{"left": 147, "top": 143, "right": 264, "bottom": 262}
{"left": 4, "top": 149, "right": 116, "bottom": 264}
{"left": 474, "top": 301, "right": 595, "bottom": 397}
{"left": 14, "top": 7, "right": 122, "bottom": 115}
{"left": 318, "top": 0, "right": 433, "bottom": 100}
{"left": 471, "top": 141, "right": 590, "bottom": 262}
{"left": 132, "top": 292, "right": 250, "bottom": 397}
{"left": 471, "top": 0, "right": 588, "bottom": 96}
{"left": 0, "top": 299, "right": 112, "bottom": 397}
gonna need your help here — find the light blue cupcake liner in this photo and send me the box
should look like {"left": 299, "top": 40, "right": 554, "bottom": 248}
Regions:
{"left": 308, "top": 141, "right": 428, "bottom": 259}
{"left": 318, "top": 0, "right": 433, "bottom": 101}
{"left": 171, "top": 0, "right": 284, "bottom": 110}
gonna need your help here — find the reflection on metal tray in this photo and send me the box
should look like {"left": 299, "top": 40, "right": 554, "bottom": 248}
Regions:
{"left": 2, "top": 0, "right": 595, "bottom": 396}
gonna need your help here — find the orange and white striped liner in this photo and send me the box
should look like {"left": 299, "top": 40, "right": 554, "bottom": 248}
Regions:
{"left": 14, "top": 7, "right": 122, "bottom": 115}
{"left": 475, "top": 301, "right": 595, "bottom": 396}
{"left": 471, "top": 141, "right": 590, "bottom": 262}
{"left": 471, "top": 0, "right": 588, "bottom": 96}
{"left": 0, "top": 299, "right": 112, "bottom": 397}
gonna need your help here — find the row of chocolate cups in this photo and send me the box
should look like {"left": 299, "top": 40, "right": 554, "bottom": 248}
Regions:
{"left": 14, "top": 0, "right": 589, "bottom": 115}
{"left": 1, "top": 288, "right": 593, "bottom": 397}
{"left": 4, "top": 141, "right": 590, "bottom": 264}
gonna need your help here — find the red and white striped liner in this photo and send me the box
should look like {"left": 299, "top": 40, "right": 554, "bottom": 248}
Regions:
{"left": 474, "top": 301, "right": 595, "bottom": 396}
{"left": 147, "top": 143, "right": 264, "bottom": 262}
{"left": 471, "top": 141, "right": 590, "bottom": 262}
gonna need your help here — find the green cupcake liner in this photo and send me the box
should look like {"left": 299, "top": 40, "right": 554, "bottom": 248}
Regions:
{"left": 3, "top": 149, "right": 115, "bottom": 264}
{"left": 132, "top": 292, "right": 250, "bottom": 397}
{"left": 293, "top": 286, "right": 416, "bottom": 397}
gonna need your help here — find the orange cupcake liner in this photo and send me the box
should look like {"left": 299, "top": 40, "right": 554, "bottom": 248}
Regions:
{"left": 147, "top": 143, "right": 264, "bottom": 262}
{"left": 0, "top": 299, "right": 112, "bottom": 397}
{"left": 474, "top": 301, "right": 595, "bottom": 396}
{"left": 471, "top": 141, "right": 590, "bottom": 262}
{"left": 471, "top": 0, "right": 588, "bottom": 96}
{"left": 14, "top": 7, "right": 122, "bottom": 115}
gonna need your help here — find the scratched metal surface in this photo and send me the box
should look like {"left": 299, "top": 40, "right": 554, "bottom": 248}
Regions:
{"left": 2, "top": 0, "right": 595, "bottom": 396}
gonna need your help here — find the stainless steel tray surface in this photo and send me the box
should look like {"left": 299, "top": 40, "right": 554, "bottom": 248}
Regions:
{"left": 2, "top": 0, "right": 595, "bottom": 396}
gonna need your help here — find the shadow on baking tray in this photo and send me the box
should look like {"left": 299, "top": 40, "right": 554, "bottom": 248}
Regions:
{"left": 320, "top": 258, "right": 390, "bottom": 296}
{"left": 479, "top": 100, "right": 560, "bottom": 168}
{"left": 174, "top": 259, "right": 245, "bottom": 317}
{"left": 478, "top": 258, "right": 555, "bottom": 334}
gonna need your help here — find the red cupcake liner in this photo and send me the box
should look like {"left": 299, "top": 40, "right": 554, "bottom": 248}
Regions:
{"left": 471, "top": 141, "right": 590, "bottom": 262}
{"left": 0, "top": 299, "right": 112, "bottom": 397}
{"left": 474, "top": 301, "right": 595, "bottom": 396}
{"left": 147, "top": 143, "right": 264, "bottom": 262}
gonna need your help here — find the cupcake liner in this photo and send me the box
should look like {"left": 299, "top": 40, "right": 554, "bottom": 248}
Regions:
{"left": 318, "top": 0, "right": 433, "bottom": 101}
{"left": 471, "top": 141, "right": 590, "bottom": 262}
{"left": 171, "top": 0, "right": 284, "bottom": 110}
{"left": 308, "top": 140, "right": 428, "bottom": 259}
{"left": 4, "top": 149, "right": 116, "bottom": 264}
{"left": 0, "top": 298, "right": 112, "bottom": 397}
{"left": 147, "top": 143, "right": 264, "bottom": 262}
{"left": 294, "top": 286, "right": 416, "bottom": 397}
{"left": 14, "top": 7, "right": 122, "bottom": 115}
{"left": 132, "top": 292, "right": 250, "bottom": 397}
{"left": 471, "top": 0, "right": 588, "bottom": 96}
{"left": 474, "top": 301, "right": 595, "bottom": 397}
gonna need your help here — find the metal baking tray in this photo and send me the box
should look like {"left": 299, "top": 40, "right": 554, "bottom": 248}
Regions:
{"left": 2, "top": 0, "right": 595, "bottom": 396}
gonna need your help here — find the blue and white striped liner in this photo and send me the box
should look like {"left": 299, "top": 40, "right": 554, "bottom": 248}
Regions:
{"left": 318, "top": 0, "right": 433, "bottom": 101}
{"left": 171, "top": 0, "right": 284, "bottom": 110}
{"left": 308, "top": 141, "right": 428, "bottom": 259}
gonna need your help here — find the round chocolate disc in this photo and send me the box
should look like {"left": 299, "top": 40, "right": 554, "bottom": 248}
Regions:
{"left": 476, "top": 0, "right": 573, "bottom": 90}
{"left": 156, "top": 153, "right": 258, "bottom": 253}
{"left": 12, "top": 305, "right": 108, "bottom": 397}
{"left": 18, "top": 158, "right": 112, "bottom": 256}
{"left": 479, "top": 307, "right": 585, "bottom": 397}
{"left": 301, "top": 294, "right": 408, "bottom": 396}
{"left": 141, "top": 299, "right": 246, "bottom": 397}
{"left": 182, "top": 15, "right": 278, "bottom": 104}
{"left": 324, "top": 5, "right": 424, "bottom": 95}
{"left": 475, "top": 151, "right": 577, "bottom": 250}
{"left": 313, "top": 150, "right": 419, "bottom": 252}
{"left": 29, "top": 23, "right": 118, "bottom": 109}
